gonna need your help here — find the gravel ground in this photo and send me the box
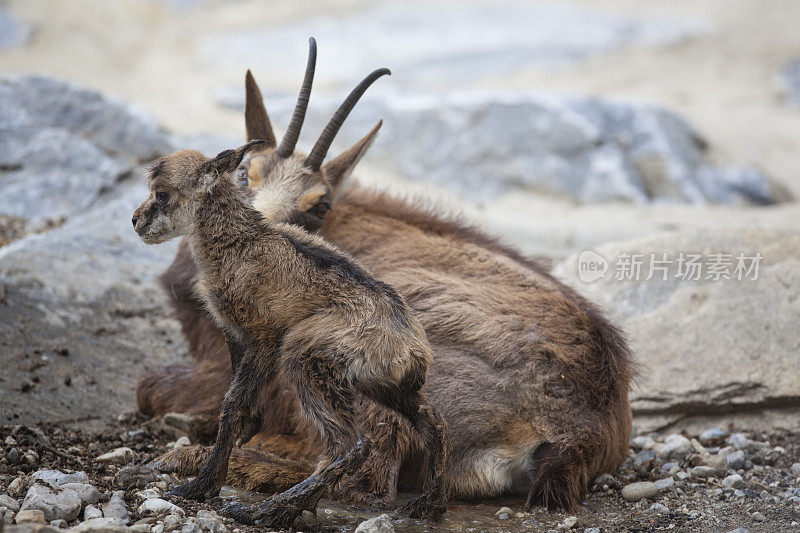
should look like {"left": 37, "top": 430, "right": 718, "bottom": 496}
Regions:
{"left": 1, "top": 416, "right": 799, "bottom": 532}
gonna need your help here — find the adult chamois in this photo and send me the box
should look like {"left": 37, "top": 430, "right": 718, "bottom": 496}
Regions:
{"left": 139, "top": 39, "right": 634, "bottom": 511}
{"left": 132, "top": 140, "right": 448, "bottom": 526}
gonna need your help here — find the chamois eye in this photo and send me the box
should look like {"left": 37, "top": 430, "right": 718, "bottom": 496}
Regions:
{"left": 236, "top": 167, "right": 248, "bottom": 186}
{"left": 156, "top": 191, "right": 169, "bottom": 205}
{"left": 312, "top": 202, "right": 330, "bottom": 219}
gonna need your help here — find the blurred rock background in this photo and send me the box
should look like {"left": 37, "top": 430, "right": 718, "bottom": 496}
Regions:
{"left": 1, "top": 0, "right": 799, "bottom": 436}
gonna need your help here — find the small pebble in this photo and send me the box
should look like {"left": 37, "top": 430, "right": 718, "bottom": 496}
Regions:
{"left": 726, "top": 450, "right": 745, "bottom": 470}
{"left": 557, "top": 516, "right": 578, "bottom": 530}
{"left": 631, "top": 436, "right": 655, "bottom": 450}
{"left": 647, "top": 502, "right": 669, "bottom": 513}
{"left": 752, "top": 512, "right": 766, "bottom": 522}
{"left": 727, "top": 433, "right": 750, "bottom": 450}
{"left": 15, "top": 509, "right": 46, "bottom": 524}
{"left": 790, "top": 463, "right": 800, "bottom": 477}
{"left": 172, "top": 436, "right": 191, "bottom": 449}
{"left": 96, "top": 447, "right": 135, "bottom": 464}
{"left": 655, "top": 477, "right": 675, "bottom": 491}
{"left": 658, "top": 435, "right": 692, "bottom": 460}
{"left": 621, "top": 481, "right": 659, "bottom": 502}
{"left": 722, "top": 474, "right": 745, "bottom": 489}
{"left": 690, "top": 466, "right": 716, "bottom": 478}
{"left": 699, "top": 428, "right": 728, "bottom": 445}
{"left": 0, "top": 494, "right": 20, "bottom": 513}
{"left": 355, "top": 513, "right": 395, "bottom": 533}
{"left": 5, "top": 436, "right": 18, "bottom": 446}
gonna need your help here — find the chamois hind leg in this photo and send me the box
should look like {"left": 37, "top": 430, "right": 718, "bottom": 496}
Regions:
{"left": 149, "top": 445, "right": 314, "bottom": 494}
{"left": 168, "top": 355, "right": 275, "bottom": 501}
{"left": 367, "top": 387, "right": 450, "bottom": 519}
{"left": 223, "top": 351, "right": 373, "bottom": 528}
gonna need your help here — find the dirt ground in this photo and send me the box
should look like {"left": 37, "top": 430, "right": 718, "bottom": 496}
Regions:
{"left": 2, "top": 418, "right": 799, "bottom": 532}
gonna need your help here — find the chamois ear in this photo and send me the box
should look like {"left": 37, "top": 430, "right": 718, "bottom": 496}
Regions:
{"left": 323, "top": 120, "right": 382, "bottom": 188}
{"left": 200, "top": 140, "right": 267, "bottom": 188}
{"left": 245, "top": 70, "right": 277, "bottom": 146}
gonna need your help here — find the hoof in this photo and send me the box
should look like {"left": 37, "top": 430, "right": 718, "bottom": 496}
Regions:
{"left": 220, "top": 501, "right": 256, "bottom": 525}
{"left": 396, "top": 493, "right": 446, "bottom": 520}
{"left": 167, "top": 479, "right": 218, "bottom": 502}
{"left": 251, "top": 497, "right": 304, "bottom": 529}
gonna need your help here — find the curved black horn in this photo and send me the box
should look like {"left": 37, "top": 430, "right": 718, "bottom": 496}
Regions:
{"left": 305, "top": 68, "right": 390, "bottom": 171}
{"left": 277, "top": 38, "right": 317, "bottom": 157}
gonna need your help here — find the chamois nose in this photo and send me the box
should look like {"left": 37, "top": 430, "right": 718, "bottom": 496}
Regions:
{"left": 132, "top": 216, "right": 138, "bottom": 228}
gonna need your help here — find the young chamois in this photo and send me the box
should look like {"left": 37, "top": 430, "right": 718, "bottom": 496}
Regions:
{"left": 131, "top": 141, "right": 449, "bottom": 526}
{"left": 138, "top": 39, "right": 635, "bottom": 511}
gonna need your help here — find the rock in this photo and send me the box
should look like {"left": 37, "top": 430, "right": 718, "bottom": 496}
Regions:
{"left": 633, "top": 450, "right": 657, "bottom": 470}
{"left": 722, "top": 474, "right": 746, "bottom": 489}
{"left": 354, "top": 513, "right": 394, "bottom": 533}
{"left": 654, "top": 477, "right": 675, "bottom": 491}
{"left": 195, "top": 510, "right": 227, "bottom": 533}
{"left": 0, "top": 76, "right": 170, "bottom": 229}
{"left": 102, "top": 491, "right": 130, "bottom": 525}
{"left": 181, "top": 521, "right": 203, "bottom": 533}
{"left": 8, "top": 477, "right": 28, "bottom": 498}
{"left": 661, "top": 462, "right": 678, "bottom": 473}
{"left": 163, "top": 513, "right": 182, "bottom": 530}
{"left": 791, "top": 463, "right": 800, "bottom": 477}
{"left": 96, "top": 447, "right": 135, "bottom": 465}
{"left": 675, "top": 471, "right": 691, "bottom": 481}
{"left": 621, "top": 482, "right": 659, "bottom": 502}
{"left": 60, "top": 483, "right": 99, "bottom": 506}
{"left": 658, "top": 435, "right": 692, "bottom": 460}
{"left": 752, "top": 512, "right": 766, "bottom": 522}
{"left": 585, "top": 529, "right": 601, "bottom": 533}
{"left": 114, "top": 466, "right": 161, "bottom": 490}
{"left": 699, "top": 428, "right": 728, "bottom": 445}
{"left": 172, "top": 436, "right": 191, "bottom": 450}
{"left": 727, "top": 433, "right": 751, "bottom": 450}
{"left": 0, "top": 494, "right": 21, "bottom": 513}
{"left": 31, "top": 471, "right": 89, "bottom": 487}
{"left": 727, "top": 529, "right": 749, "bottom": 533}
{"left": 557, "top": 516, "right": 579, "bottom": 530}
{"left": 631, "top": 436, "right": 655, "bottom": 450}
{"left": 647, "top": 503, "right": 669, "bottom": 514}
{"left": 83, "top": 505, "right": 102, "bottom": 520}
{"left": 554, "top": 229, "right": 800, "bottom": 430}
{"left": 20, "top": 483, "right": 82, "bottom": 522}
{"left": 49, "top": 519, "right": 67, "bottom": 528}
{"left": 71, "top": 517, "right": 132, "bottom": 532}
{"left": 698, "top": 453, "right": 727, "bottom": 472}
{"left": 690, "top": 466, "right": 716, "bottom": 478}
{"left": 593, "top": 473, "right": 615, "bottom": 486}
{"left": 218, "top": 87, "right": 779, "bottom": 205}
{"left": 781, "top": 59, "right": 800, "bottom": 106}
{"left": 134, "top": 488, "right": 161, "bottom": 502}
{"left": 727, "top": 450, "right": 746, "bottom": 470}
{"left": 137, "top": 498, "right": 184, "bottom": 518}
{"left": 15, "top": 509, "right": 46, "bottom": 524}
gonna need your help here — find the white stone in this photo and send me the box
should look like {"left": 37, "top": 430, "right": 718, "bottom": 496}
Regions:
{"left": 621, "top": 482, "right": 659, "bottom": 502}
{"left": 558, "top": 516, "right": 579, "bottom": 530}
{"left": 96, "top": 447, "right": 135, "bottom": 464}
{"left": 195, "top": 510, "right": 227, "bottom": 533}
{"left": 137, "top": 498, "right": 185, "bottom": 518}
{"left": 0, "top": 494, "right": 20, "bottom": 513}
{"left": 15, "top": 509, "right": 46, "bottom": 524}
{"left": 722, "top": 474, "right": 746, "bottom": 489}
{"left": 84, "top": 504, "right": 103, "bottom": 520}
{"left": 355, "top": 513, "right": 395, "bottom": 533}
{"left": 20, "top": 482, "right": 82, "bottom": 522}
{"left": 102, "top": 490, "right": 130, "bottom": 525}
{"left": 61, "top": 483, "right": 100, "bottom": 506}
{"left": 31, "top": 470, "right": 89, "bottom": 487}
{"left": 172, "top": 436, "right": 191, "bottom": 449}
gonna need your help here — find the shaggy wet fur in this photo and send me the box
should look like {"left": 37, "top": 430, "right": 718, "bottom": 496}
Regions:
{"left": 137, "top": 68, "right": 634, "bottom": 511}
{"left": 133, "top": 146, "right": 449, "bottom": 525}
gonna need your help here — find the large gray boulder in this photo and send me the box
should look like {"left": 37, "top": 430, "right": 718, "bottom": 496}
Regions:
{"left": 0, "top": 75, "right": 180, "bottom": 427}
{"left": 553, "top": 229, "right": 800, "bottom": 431}
{"left": 0, "top": 75, "right": 171, "bottom": 230}
{"left": 217, "top": 91, "right": 783, "bottom": 205}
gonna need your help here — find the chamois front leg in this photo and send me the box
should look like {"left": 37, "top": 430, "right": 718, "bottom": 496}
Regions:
{"left": 222, "top": 332, "right": 262, "bottom": 446}
{"left": 168, "top": 356, "right": 274, "bottom": 501}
